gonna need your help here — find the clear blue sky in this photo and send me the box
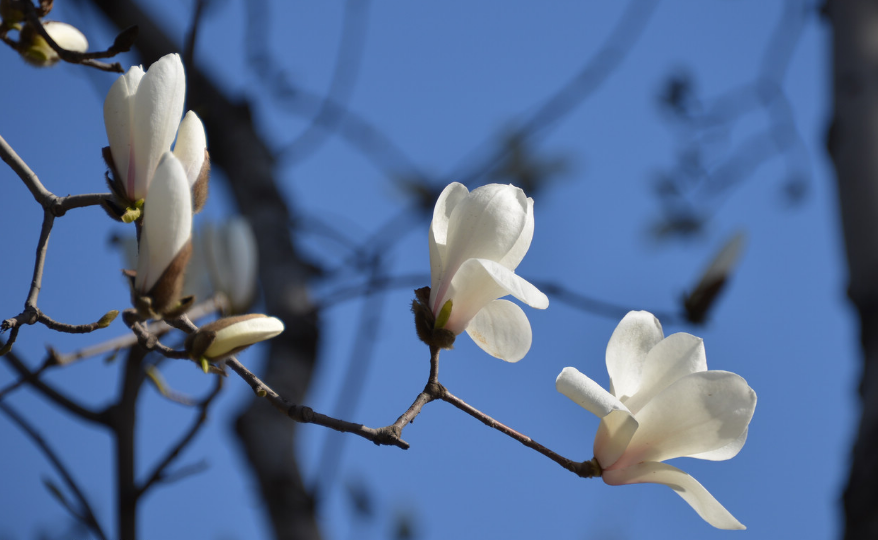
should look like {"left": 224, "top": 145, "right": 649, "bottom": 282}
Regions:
{"left": 0, "top": 2, "right": 852, "bottom": 539}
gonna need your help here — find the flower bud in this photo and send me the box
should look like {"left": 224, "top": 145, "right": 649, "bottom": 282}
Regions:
{"left": 185, "top": 314, "right": 284, "bottom": 362}
{"left": 204, "top": 217, "right": 258, "bottom": 313}
{"left": 172, "top": 111, "right": 210, "bottom": 213}
{"left": 19, "top": 20, "right": 87, "bottom": 67}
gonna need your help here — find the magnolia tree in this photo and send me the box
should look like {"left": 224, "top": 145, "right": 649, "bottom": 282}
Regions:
{"left": 0, "top": 2, "right": 865, "bottom": 540}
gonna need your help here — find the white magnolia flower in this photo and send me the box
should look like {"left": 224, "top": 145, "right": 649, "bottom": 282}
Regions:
{"left": 186, "top": 314, "right": 284, "bottom": 362}
{"left": 135, "top": 152, "right": 192, "bottom": 305}
{"left": 20, "top": 21, "right": 88, "bottom": 67}
{"left": 556, "top": 311, "right": 756, "bottom": 530}
{"left": 429, "top": 182, "right": 548, "bottom": 362}
{"left": 104, "top": 53, "right": 206, "bottom": 203}
{"left": 204, "top": 217, "right": 259, "bottom": 313}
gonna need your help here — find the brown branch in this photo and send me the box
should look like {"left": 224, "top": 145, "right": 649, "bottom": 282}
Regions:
{"left": 0, "top": 132, "right": 52, "bottom": 204}
{"left": 0, "top": 402, "right": 108, "bottom": 540}
{"left": 38, "top": 309, "right": 117, "bottom": 334}
{"left": 226, "top": 357, "right": 408, "bottom": 450}
{"left": 137, "top": 374, "right": 224, "bottom": 498}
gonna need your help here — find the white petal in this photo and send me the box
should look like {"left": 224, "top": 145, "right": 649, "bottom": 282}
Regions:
{"left": 225, "top": 217, "right": 259, "bottom": 311}
{"left": 606, "top": 311, "right": 664, "bottom": 401}
{"left": 688, "top": 427, "right": 748, "bottom": 461}
{"left": 603, "top": 462, "right": 745, "bottom": 530}
{"left": 136, "top": 153, "right": 192, "bottom": 292}
{"left": 594, "top": 409, "right": 639, "bottom": 469}
{"left": 132, "top": 53, "right": 186, "bottom": 201}
{"left": 613, "top": 371, "right": 756, "bottom": 468}
{"left": 497, "top": 197, "right": 534, "bottom": 270}
{"left": 442, "top": 258, "right": 548, "bottom": 334}
{"left": 172, "top": 111, "right": 207, "bottom": 187}
{"left": 206, "top": 316, "right": 285, "bottom": 358}
{"left": 465, "top": 300, "right": 532, "bottom": 362}
{"left": 429, "top": 183, "right": 470, "bottom": 307}
{"left": 556, "top": 367, "right": 630, "bottom": 419}
{"left": 43, "top": 22, "right": 88, "bottom": 53}
{"left": 434, "top": 184, "right": 530, "bottom": 310}
{"left": 556, "top": 367, "right": 638, "bottom": 467}
{"left": 104, "top": 66, "right": 144, "bottom": 194}
{"left": 623, "top": 332, "right": 707, "bottom": 414}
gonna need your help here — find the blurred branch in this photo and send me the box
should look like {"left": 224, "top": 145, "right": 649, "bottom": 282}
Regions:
{"left": 137, "top": 374, "right": 224, "bottom": 498}
{"left": 0, "top": 402, "right": 108, "bottom": 540}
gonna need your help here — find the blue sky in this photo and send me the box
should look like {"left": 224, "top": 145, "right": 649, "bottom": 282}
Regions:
{"left": 0, "top": 2, "right": 853, "bottom": 539}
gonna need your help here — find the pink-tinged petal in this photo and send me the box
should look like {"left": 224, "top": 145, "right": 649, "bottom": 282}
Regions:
{"left": 497, "top": 197, "right": 534, "bottom": 271}
{"left": 613, "top": 371, "right": 756, "bottom": 468}
{"left": 434, "top": 184, "right": 529, "bottom": 309}
{"left": 132, "top": 53, "right": 186, "bottom": 200}
{"left": 688, "top": 427, "right": 748, "bottom": 461}
{"left": 556, "top": 367, "right": 638, "bottom": 467}
{"left": 441, "top": 258, "right": 548, "bottom": 334}
{"left": 623, "top": 332, "right": 707, "bottom": 414}
{"left": 104, "top": 65, "right": 144, "bottom": 194}
{"left": 429, "top": 182, "right": 469, "bottom": 305}
{"left": 465, "top": 299, "right": 532, "bottom": 362}
{"left": 606, "top": 311, "right": 664, "bottom": 401}
{"left": 603, "top": 462, "right": 745, "bottom": 530}
{"left": 136, "top": 153, "right": 192, "bottom": 292}
{"left": 594, "top": 409, "right": 639, "bottom": 469}
{"left": 172, "top": 111, "right": 207, "bottom": 187}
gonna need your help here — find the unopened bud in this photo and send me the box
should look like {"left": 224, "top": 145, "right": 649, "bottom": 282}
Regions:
{"left": 19, "top": 21, "right": 87, "bottom": 67}
{"left": 185, "top": 314, "right": 284, "bottom": 363}
{"left": 97, "top": 310, "right": 119, "bottom": 328}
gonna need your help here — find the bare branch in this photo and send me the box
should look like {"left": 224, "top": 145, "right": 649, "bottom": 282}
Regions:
{"left": 0, "top": 402, "right": 108, "bottom": 540}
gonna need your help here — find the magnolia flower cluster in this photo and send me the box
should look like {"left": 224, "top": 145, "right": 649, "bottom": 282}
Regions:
{"left": 422, "top": 182, "right": 548, "bottom": 362}
{"left": 556, "top": 311, "right": 756, "bottom": 529}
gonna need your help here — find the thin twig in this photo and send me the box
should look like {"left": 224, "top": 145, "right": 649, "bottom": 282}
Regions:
{"left": 225, "top": 357, "right": 408, "bottom": 449}
{"left": 137, "top": 375, "right": 224, "bottom": 498}
{"left": 0, "top": 402, "right": 108, "bottom": 540}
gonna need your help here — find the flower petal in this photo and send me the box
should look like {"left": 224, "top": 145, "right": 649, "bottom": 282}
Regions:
{"left": 497, "top": 196, "right": 534, "bottom": 270}
{"left": 104, "top": 65, "right": 144, "bottom": 194}
{"left": 603, "top": 461, "right": 745, "bottom": 530}
{"left": 688, "top": 427, "right": 748, "bottom": 461}
{"left": 132, "top": 53, "right": 186, "bottom": 200}
{"left": 623, "top": 332, "right": 707, "bottom": 415}
{"left": 442, "top": 258, "right": 548, "bottom": 334}
{"left": 434, "top": 184, "right": 529, "bottom": 309}
{"left": 173, "top": 111, "right": 207, "bottom": 187}
{"left": 43, "top": 21, "right": 88, "bottom": 53}
{"left": 613, "top": 371, "right": 756, "bottom": 468}
{"left": 429, "top": 182, "right": 469, "bottom": 303}
{"left": 606, "top": 311, "right": 664, "bottom": 401}
{"left": 465, "top": 299, "right": 532, "bottom": 362}
{"left": 136, "top": 153, "right": 192, "bottom": 293}
{"left": 556, "top": 367, "right": 638, "bottom": 467}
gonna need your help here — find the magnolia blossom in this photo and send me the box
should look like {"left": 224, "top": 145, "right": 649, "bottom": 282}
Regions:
{"left": 204, "top": 217, "right": 259, "bottom": 313}
{"left": 428, "top": 182, "right": 548, "bottom": 362}
{"left": 104, "top": 53, "right": 207, "bottom": 204}
{"left": 20, "top": 21, "right": 88, "bottom": 67}
{"left": 135, "top": 152, "right": 192, "bottom": 313}
{"left": 556, "top": 311, "right": 756, "bottom": 530}
{"left": 186, "top": 314, "right": 284, "bottom": 363}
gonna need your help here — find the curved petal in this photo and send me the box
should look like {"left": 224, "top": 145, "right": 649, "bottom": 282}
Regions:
{"left": 429, "top": 182, "right": 469, "bottom": 305}
{"left": 104, "top": 65, "right": 144, "bottom": 194}
{"left": 173, "top": 111, "right": 207, "bottom": 187}
{"left": 465, "top": 299, "right": 532, "bottom": 362}
{"left": 623, "top": 332, "right": 707, "bottom": 415}
{"left": 132, "top": 53, "right": 186, "bottom": 200}
{"left": 442, "top": 258, "right": 548, "bottom": 334}
{"left": 556, "top": 367, "right": 630, "bottom": 419}
{"left": 606, "top": 311, "right": 664, "bottom": 401}
{"left": 136, "top": 153, "right": 192, "bottom": 292}
{"left": 688, "top": 427, "right": 748, "bottom": 461}
{"left": 603, "top": 462, "right": 745, "bottom": 530}
{"left": 613, "top": 371, "right": 756, "bottom": 468}
{"left": 434, "top": 184, "right": 529, "bottom": 308}
{"left": 497, "top": 197, "right": 534, "bottom": 271}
